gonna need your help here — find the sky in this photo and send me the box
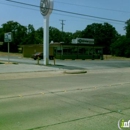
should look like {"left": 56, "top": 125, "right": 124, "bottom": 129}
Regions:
{"left": 0, "top": 0, "right": 130, "bottom": 35}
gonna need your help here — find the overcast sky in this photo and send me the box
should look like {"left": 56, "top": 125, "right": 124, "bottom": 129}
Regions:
{"left": 0, "top": 0, "right": 130, "bottom": 35}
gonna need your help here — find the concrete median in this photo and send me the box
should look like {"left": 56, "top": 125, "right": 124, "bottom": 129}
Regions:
{"left": 64, "top": 70, "right": 87, "bottom": 74}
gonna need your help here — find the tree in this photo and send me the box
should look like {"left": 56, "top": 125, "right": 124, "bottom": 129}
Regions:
{"left": 111, "top": 19, "right": 130, "bottom": 58}
{"left": 82, "top": 23, "right": 103, "bottom": 40}
{"left": 82, "top": 23, "right": 118, "bottom": 54}
{"left": 111, "top": 36, "right": 130, "bottom": 57}
{"left": 101, "top": 23, "right": 119, "bottom": 54}
{"left": 1, "top": 21, "right": 27, "bottom": 52}
{"left": 49, "top": 27, "right": 62, "bottom": 43}
{"left": 0, "top": 27, "right": 4, "bottom": 41}
{"left": 0, "top": 21, "right": 122, "bottom": 55}
{"left": 72, "top": 30, "right": 82, "bottom": 39}
{"left": 22, "top": 24, "right": 36, "bottom": 45}
{"left": 35, "top": 27, "right": 43, "bottom": 44}
{"left": 125, "top": 19, "right": 130, "bottom": 38}
{"left": 64, "top": 32, "right": 73, "bottom": 44}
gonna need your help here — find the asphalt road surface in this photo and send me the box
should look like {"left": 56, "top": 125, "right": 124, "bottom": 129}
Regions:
{"left": 0, "top": 55, "right": 130, "bottom": 70}
{"left": 0, "top": 68, "right": 130, "bottom": 130}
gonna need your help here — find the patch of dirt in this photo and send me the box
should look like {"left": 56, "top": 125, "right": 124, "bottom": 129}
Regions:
{"left": 103, "top": 55, "right": 130, "bottom": 60}
{"left": 0, "top": 52, "right": 22, "bottom": 57}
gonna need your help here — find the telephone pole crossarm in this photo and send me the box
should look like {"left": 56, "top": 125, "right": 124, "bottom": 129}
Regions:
{"left": 60, "top": 20, "right": 66, "bottom": 32}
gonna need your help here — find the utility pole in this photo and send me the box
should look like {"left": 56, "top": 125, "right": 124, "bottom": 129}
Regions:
{"left": 60, "top": 20, "right": 65, "bottom": 32}
{"left": 60, "top": 20, "right": 66, "bottom": 42}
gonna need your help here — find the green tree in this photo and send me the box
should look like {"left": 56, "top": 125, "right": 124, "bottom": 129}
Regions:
{"left": 82, "top": 23, "right": 118, "bottom": 54}
{"left": 125, "top": 19, "right": 130, "bottom": 38}
{"left": 0, "top": 27, "right": 4, "bottom": 41}
{"left": 49, "top": 27, "right": 62, "bottom": 43}
{"left": 111, "top": 36, "right": 130, "bottom": 57}
{"left": 1, "top": 21, "right": 27, "bottom": 52}
{"left": 22, "top": 24, "right": 36, "bottom": 45}
{"left": 64, "top": 32, "right": 73, "bottom": 44}
{"left": 111, "top": 19, "right": 130, "bottom": 58}
{"left": 72, "top": 30, "right": 82, "bottom": 39}
{"left": 35, "top": 27, "right": 43, "bottom": 44}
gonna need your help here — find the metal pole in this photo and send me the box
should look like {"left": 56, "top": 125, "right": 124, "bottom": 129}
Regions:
{"left": 54, "top": 57, "right": 55, "bottom": 65}
{"left": 8, "top": 42, "right": 10, "bottom": 63}
{"left": 43, "top": 15, "right": 50, "bottom": 65}
{"left": 37, "top": 56, "right": 40, "bottom": 65}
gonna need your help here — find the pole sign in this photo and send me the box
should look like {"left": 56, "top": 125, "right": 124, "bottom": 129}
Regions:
{"left": 40, "top": 0, "right": 53, "bottom": 16}
{"left": 40, "top": 0, "right": 53, "bottom": 65}
{"left": 4, "top": 32, "right": 12, "bottom": 42}
{"left": 4, "top": 32, "right": 12, "bottom": 63}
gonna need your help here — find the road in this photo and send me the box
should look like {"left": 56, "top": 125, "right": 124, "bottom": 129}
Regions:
{"left": 0, "top": 68, "right": 130, "bottom": 130}
{"left": 0, "top": 54, "right": 130, "bottom": 130}
{"left": 0, "top": 55, "right": 130, "bottom": 70}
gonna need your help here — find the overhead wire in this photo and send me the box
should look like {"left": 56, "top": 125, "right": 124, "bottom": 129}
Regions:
{"left": 0, "top": 1, "right": 38, "bottom": 11}
{"left": 4, "top": 0, "right": 125, "bottom": 23}
{"left": 54, "top": 12, "right": 125, "bottom": 26}
{"left": 55, "top": 0, "right": 130, "bottom": 14}
{"left": 0, "top": 0, "right": 126, "bottom": 28}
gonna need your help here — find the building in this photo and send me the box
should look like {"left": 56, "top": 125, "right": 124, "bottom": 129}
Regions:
{"left": 22, "top": 42, "right": 103, "bottom": 60}
{"left": 51, "top": 43, "right": 103, "bottom": 60}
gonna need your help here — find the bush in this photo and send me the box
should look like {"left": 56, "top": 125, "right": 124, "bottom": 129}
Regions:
{"left": 111, "top": 36, "right": 130, "bottom": 57}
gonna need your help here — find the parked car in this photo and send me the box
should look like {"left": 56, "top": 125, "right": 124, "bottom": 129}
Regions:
{"left": 31, "top": 52, "right": 43, "bottom": 60}
{"left": 31, "top": 52, "right": 54, "bottom": 60}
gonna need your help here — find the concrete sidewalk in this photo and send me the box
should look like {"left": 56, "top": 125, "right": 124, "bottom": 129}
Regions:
{"left": 0, "top": 63, "right": 62, "bottom": 74}
{"left": 0, "top": 59, "right": 88, "bottom": 74}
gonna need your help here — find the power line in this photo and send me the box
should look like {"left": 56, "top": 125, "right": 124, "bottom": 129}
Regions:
{"left": 55, "top": 0, "right": 130, "bottom": 14}
{"left": 0, "top": 1, "right": 125, "bottom": 26}
{"left": 5, "top": 0, "right": 125, "bottom": 23}
{"left": 57, "top": 12, "right": 125, "bottom": 26}
{"left": 0, "top": 1, "right": 38, "bottom": 11}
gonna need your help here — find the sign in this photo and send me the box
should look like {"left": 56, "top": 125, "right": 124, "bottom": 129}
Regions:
{"left": 40, "top": 0, "right": 53, "bottom": 16}
{"left": 40, "top": 0, "right": 54, "bottom": 65}
{"left": 72, "top": 38, "right": 94, "bottom": 45}
{"left": 4, "top": 32, "right": 12, "bottom": 42}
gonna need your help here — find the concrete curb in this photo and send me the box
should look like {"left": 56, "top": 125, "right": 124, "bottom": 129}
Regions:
{"left": 63, "top": 70, "right": 87, "bottom": 74}
{"left": 0, "top": 61, "right": 18, "bottom": 65}
{"left": 5, "top": 62, "right": 18, "bottom": 65}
